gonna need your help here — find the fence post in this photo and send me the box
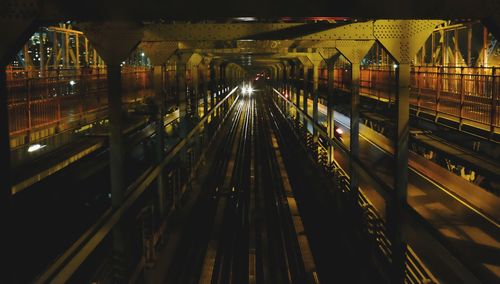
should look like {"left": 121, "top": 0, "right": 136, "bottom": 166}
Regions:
{"left": 460, "top": 67, "right": 465, "bottom": 129}
{"left": 417, "top": 66, "right": 421, "bottom": 115}
{"left": 491, "top": 67, "right": 497, "bottom": 136}
{"left": 436, "top": 66, "right": 441, "bottom": 121}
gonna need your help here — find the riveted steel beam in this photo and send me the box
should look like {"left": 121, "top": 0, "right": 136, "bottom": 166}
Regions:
{"left": 143, "top": 22, "right": 379, "bottom": 42}
{"left": 78, "top": 21, "right": 143, "bottom": 65}
{"left": 0, "top": 1, "right": 40, "bottom": 66}
{"left": 144, "top": 23, "right": 302, "bottom": 41}
{"left": 139, "top": 41, "right": 178, "bottom": 65}
{"left": 318, "top": 48, "right": 340, "bottom": 64}
{"left": 334, "top": 40, "right": 375, "bottom": 216}
{"left": 35, "top": 0, "right": 499, "bottom": 22}
{"left": 374, "top": 20, "right": 444, "bottom": 64}
{"left": 335, "top": 40, "right": 375, "bottom": 64}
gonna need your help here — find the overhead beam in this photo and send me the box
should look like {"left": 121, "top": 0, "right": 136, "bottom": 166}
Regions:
{"left": 39, "top": 0, "right": 499, "bottom": 21}
{"left": 143, "top": 22, "right": 378, "bottom": 42}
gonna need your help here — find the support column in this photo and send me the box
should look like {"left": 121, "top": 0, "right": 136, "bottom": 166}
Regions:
{"left": 373, "top": 20, "right": 442, "bottom": 283}
{"left": 389, "top": 63, "right": 411, "bottom": 284}
{"left": 107, "top": 64, "right": 132, "bottom": 281}
{"left": 285, "top": 63, "right": 291, "bottom": 114}
{"left": 210, "top": 63, "right": 217, "bottom": 119}
{"left": 302, "top": 66, "right": 309, "bottom": 126}
{"left": 176, "top": 61, "right": 189, "bottom": 206}
{"left": 336, "top": 40, "right": 375, "bottom": 202}
{"left": 349, "top": 63, "right": 360, "bottom": 197}
{"left": 202, "top": 65, "right": 208, "bottom": 119}
{"left": 0, "top": 67, "right": 10, "bottom": 203}
{"left": 0, "top": 7, "right": 39, "bottom": 278}
{"left": 294, "top": 64, "right": 301, "bottom": 124}
{"left": 139, "top": 42, "right": 177, "bottom": 220}
{"left": 153, "top": 65, "right": 166, "bottom": 217}
{"left": 191, "top": 65, "right": 200, "bottom": 119}
{"left": 326, "top": 62, "right": 335, "bottom": 167}
{"left": 312, "top": 63, "right": 320, "bottom": 144}
{"left": 177, "top": 62, "right": 188, "bottom": 139}
{"left": 220, "top": 64, "right": 226, "bottom": 92}
{"left": 0, "top": 66, "right": 13, "bottom": 282}
{"left": 79, "top": 21, "right": 143, "bottom": 282}
{"left": 107, "top": 64, "right": 125, "bottom": 208}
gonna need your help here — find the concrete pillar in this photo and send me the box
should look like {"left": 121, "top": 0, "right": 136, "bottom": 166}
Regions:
{"left": 349, "top": 63, "right": 360, "bottom": 197}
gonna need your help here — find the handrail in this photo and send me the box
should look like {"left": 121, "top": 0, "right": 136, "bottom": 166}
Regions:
{"left": 273, "top": 88, "right": 393, "bottom": 201}
{"left": 37, "top": 86, "right": 239, "bottom": 283}
{"left": 272, "top": 87, "right": 439, "bottom": 284}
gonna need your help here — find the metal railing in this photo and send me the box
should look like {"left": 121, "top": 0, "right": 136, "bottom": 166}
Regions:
{"left": 273, "top": 87, "right": 439, "bottom": 284}
{"left": 314, "top": 65, "right": 499, "bottom": 134}
{"left": 36, "top": 86, "right": 239, "bottom": 283}
{"left": 6, "top": 66, "right": 154, "bottom": 137}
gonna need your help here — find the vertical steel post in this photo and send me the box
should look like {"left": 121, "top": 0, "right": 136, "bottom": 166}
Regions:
{"left": 64, "top": 32, "right": 70, "bottom": 68}
{"left": 85, "top": 38, "right": 89, "bottom": 65}
{"left": 177, "top": 62, "right": 188, "bottom": 139}
{"left": 483, "top": 26, "right": 488, "bottom": 66}
{"left": 390, "top": 63, "right": 410, "bottom": 284}
{"left": 108, "top": 63, "right": 124, "bottom": 205}
{"left": 460, "top": 67, "right": 465, "bottom": 129}
{"left": 303, "top": 66, "right": 309, "bottom": 128}
{"left": 327, "top": 62, "right": 335, "bottom": 167}
{"left": 312, "top": 63, "right": 320, "bottom": 151}
{"left": 0, "top": 66, "right": 13, "bottom": 282}
{"left": 441, "top": 29, "right": 446, "bottom": 66}
{"left": 154, "top": 65, "right": 166, "bottom": 217}
{"left": 467, "top": 24, "right": 472, "bottom": 67}
{"left": 202, "top": 67, "right": 208, "bottom": 119}
{"left": 210, "top": 63, "right": 216, "bottom": 119}
{"left": 75, "top": 33, "right": 80, "bottom": 69}
{"left": 431, "top": 32, "right": 435, "bottom": 65}
{"left": 294, "top": 65, "right": 300, "bottom": 122}
{"left": 192, "top": 65, "right": 200, "bottom": 119}
{"left": 176, "top": 62, "right": 188, "bottom": 207}
{"left": 349, "top": 63, "right": 360, "bottom": 197}
{"left": 436, "top": 66, "right": 442, "bottom": 119}
{"left": 107, "top": 63, "right": 131, "bottom": 281}
{"left": 0, "top": 65, "right": 11, "bottom": 207}
{"left": 491, "top": 67, "right": 497, "bottom": 135}
{"left": 39, "top": 30, "right": 45, "bottom": 74}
